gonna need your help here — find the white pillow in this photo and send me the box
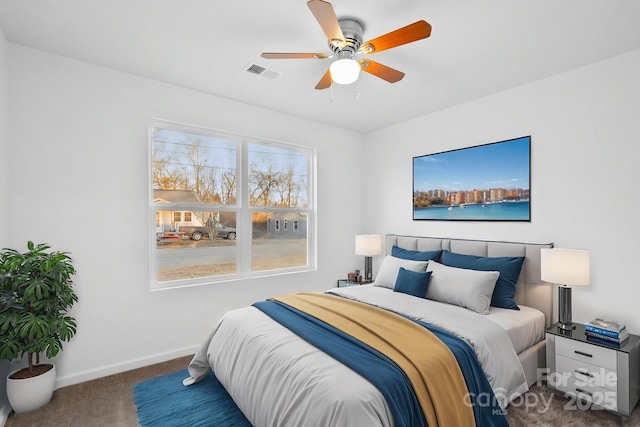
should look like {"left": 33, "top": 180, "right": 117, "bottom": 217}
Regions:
{"left": 373, "top": 256, "right": 429, "bottom": 289}
{"left": 426, "top": 260, "right": 499, "bottom": 314}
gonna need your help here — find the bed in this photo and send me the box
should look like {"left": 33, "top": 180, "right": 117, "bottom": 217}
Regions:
{"left": 186, "top": 235, "right": 553, "bottom": 427}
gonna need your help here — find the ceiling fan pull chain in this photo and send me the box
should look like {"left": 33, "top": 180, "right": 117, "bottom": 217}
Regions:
{"left": 356, "top": 78, "right": 361, "bottom": 99}
{"left": 330, "top": 83, "right": 335, "bottom": 103}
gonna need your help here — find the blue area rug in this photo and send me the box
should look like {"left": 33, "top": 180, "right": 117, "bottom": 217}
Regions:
{"left": 133, "top": 369, "right": 252, "bottom": 427}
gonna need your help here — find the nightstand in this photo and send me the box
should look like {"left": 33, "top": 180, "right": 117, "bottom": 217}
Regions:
{"left": 336, "top": 279, "right": 372, "bottom": 287}
{"left": 546, "top": 322, "right": 640, "bottom": 415}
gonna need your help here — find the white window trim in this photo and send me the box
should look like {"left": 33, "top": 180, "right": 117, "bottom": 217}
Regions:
{"left": 149, "top": 119, "right": 316, "bottom": 290}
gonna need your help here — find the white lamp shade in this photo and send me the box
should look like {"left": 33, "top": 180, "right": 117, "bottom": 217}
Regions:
{"left": 541, "top": 248, "right": 590, "bottom": 286}
{"left": 355, "top": 234, "right": 382, "bottom": 256}
{"left": 330, "top": 58, "right": 361, "bottom": 85}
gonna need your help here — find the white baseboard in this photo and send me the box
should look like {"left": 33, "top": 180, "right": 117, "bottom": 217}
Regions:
{"left": 54, "top": 345, "right": 199, "bottom": 389}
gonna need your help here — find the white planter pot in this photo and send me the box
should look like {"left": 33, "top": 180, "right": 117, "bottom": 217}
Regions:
{"left": 6, "top": 363, "right": 56, "bottom": 413}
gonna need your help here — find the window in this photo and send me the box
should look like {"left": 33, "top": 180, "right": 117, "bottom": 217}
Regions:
{"left": 150, "top": 121, "right": 315, "bottom": 289}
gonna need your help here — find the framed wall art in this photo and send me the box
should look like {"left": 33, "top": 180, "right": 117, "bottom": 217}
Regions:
{"left": 413, "top": 136, "right": 531, "bottom": 221}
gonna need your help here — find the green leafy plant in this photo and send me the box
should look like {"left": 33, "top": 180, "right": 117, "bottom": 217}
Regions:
{"left": 0, "top": 242, "right": 78, "bottom": 378}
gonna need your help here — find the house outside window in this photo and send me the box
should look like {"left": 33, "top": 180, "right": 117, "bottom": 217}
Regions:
{"left": 150, "top": 121, "right": 315, "bottom": 289}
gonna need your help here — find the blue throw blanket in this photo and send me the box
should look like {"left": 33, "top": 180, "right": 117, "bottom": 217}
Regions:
{"left": 254, "top": 299, "right": 508, "bottom": 427}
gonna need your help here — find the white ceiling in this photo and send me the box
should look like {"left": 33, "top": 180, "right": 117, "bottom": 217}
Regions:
{"left": 1, "top": 1, "right": 639, "bottom": 134}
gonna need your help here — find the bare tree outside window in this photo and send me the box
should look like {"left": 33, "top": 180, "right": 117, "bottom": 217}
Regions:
{"left": 152, "top": 128, "right": 237, "bottom": 225}
{"left": 248, "top": 143, "right": 308, "bottom": 208}
{"left": 150, "top": 124, "right": 314, "bottom": 288}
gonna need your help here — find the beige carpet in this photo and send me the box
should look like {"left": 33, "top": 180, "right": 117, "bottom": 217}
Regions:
{"left": 5, "top": 355, "right": 192, "bottom": 427}
{"left": 6, "top": 359, "right": 640, "bottom": 426}
{"left": 505, "top": 384, "right": 640, "bottom": 426}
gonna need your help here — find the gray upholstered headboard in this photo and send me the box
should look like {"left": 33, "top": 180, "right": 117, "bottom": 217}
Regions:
{"left": 386, "top": 234, "right": 554, "bottom": 327}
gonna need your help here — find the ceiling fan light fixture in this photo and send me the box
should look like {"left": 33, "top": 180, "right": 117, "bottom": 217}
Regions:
{"left": 261, "top": 1, "right": 432, "bottom": 90}
{"left": 330, "top": 56, "right": 360, "bottom": 85}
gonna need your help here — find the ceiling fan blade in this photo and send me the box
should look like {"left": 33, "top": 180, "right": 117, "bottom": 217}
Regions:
{"left": 359, "top": 59, "right": 405, "bottom": 83}
{"left": 261, "top": 52, "right": 328, "bottom": 59}
{"left": 359, "top": 20, "right": 432, "bottom": 54}
{"left": 307, "top": 0, "right": 344, "bottom": 43}
{"left": 314, "top": 69, "right": 332, "bottom": 90}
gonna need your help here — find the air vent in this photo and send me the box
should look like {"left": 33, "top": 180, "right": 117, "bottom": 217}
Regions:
{"left": 247, "top": 63, "right": 266, "bottom": 75}
{"left": 243, "top": 62, "right": 281, "bottom": 80}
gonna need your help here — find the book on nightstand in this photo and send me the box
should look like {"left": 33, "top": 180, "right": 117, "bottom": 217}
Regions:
{"left": 585, "top": 330, "right": 628, "bottom": 342}
{"left": 586, "top": 335, "right": 628, "bottom": 348}
{"left": 584, "top": 319, "right": 629, "bottom": 348}
{"left": 585, "top": 318, "right": 628, "bottom": 341}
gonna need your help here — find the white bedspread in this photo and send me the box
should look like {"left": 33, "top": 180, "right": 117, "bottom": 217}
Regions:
{"left": 186, "top": 286, "right": 531, "bottom": 426}
{"left": 485, "top": 304, "right": 546, "bottom": 354}
{"left": 187, "top": 306, "right": 393, "bottom": 427}
{"left": 332, "top": 285, "right": 530, "bottom": 405}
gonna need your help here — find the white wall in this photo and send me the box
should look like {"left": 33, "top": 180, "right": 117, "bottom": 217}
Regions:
{"left": 365, "top": 49, "right": 640, "bottom": 332}
{"left": 0, "top": 17, "right": 8, "bottom": 243}
{"left": 0, "top": 21, "right": 13, "bottom": 427}
{"left": 5, "top": 35, "right": 639, "bottom": 399}
{"left": 6, "top": 44, "right": 366, "bottom": 388}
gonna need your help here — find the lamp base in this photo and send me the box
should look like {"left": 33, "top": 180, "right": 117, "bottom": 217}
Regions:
{"left": 364, "top": 256, "right": 373, "bottom": 282}
{"left": 558, "top": 322, "right": 576, "bottom": 331}
{"left": 558, "top": 286, "right": 574, "bottom": 330}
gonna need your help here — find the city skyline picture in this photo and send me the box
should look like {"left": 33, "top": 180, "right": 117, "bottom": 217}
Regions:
{"left": 413, "top": 136, "right": 531, "bottom": 221}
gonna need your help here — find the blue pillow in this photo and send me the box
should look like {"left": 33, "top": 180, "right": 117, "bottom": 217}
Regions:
{"left": 393, "top": 267, "right": 432, "bottom": 298}
{"left": 440, "top": 250, "right": 525, "bottom": 310}
{"left": 391, "top": 246, "right": 442, "bottom": 262}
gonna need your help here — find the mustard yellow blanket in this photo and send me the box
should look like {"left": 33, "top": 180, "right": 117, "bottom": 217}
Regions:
{"left": 274, "top": 292, "right": 475, "bottom": 427}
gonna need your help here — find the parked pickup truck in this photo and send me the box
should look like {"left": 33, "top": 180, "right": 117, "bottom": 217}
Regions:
{"left": 177, "top": 225, "right": 237, "bottom": 241}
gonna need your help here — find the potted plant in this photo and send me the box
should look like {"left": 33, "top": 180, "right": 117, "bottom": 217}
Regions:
{"left": 0, "top": 241, "right": 78, "bottom": 413}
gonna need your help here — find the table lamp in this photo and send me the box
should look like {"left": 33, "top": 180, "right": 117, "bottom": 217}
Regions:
{"left": 541, "top": 248, "right": 590, "bottom": 330}
{"left": 355, "top": 234, "right": 382, "bottom": 282}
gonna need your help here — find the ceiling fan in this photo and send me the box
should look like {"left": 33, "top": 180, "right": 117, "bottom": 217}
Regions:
{"left": 261, "top": 0, "right": 432, "bottom": 90}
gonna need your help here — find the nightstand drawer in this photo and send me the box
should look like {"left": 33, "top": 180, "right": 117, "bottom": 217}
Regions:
{"left": 547, "top": 322, "right": 640, "bottom": 416}
{"left": 556, "top": 375, "right": 618, "bottom": 411}
{"left": 556, "top": 354, "right": 617, "bottom": 391}
{"left": 556, "top": 336, "right": 617, "bottom": 370}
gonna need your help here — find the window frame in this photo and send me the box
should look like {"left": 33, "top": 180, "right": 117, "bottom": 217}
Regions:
{"left": 149, "top": 119, "right": 316, "bottom": 290}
